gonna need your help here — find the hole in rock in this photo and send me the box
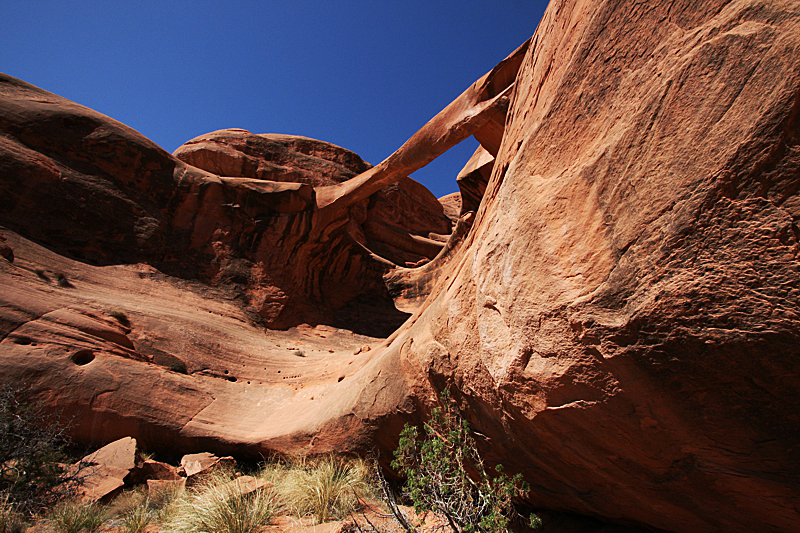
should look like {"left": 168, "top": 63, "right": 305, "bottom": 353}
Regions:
{"left": 337, "top": 376, "right": 345, "bottom": 382}
{"left": 227, "top": 376, "right": 237, "bottom": 382}
{"left": 71, "top": 350, "right": 95, "bottom": 366}
{"left": 12, "top": 335, "right": 33, "bottom": 345}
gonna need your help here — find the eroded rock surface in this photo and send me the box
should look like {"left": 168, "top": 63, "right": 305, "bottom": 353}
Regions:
{"left": 1, "top": 0, "right": 800, "bottom": 531}
{"left": 73, "top": 437, "right": 138, "bottom": 502}
{"left": 455, "top": 146, "right": 494, "bottom": 215}
{"left": 174, "top": 128, "right": 452, "bottom": 269}
{"left": 387, "top": 1, "right": 800, "bottom": 532}
{"left": 174, "top": 130, "right": 371, "bottom": 187}
{"left": 0, "top": 231, "right": 400, "bottom": 456}
{"left": 0, "top": 76, "right": 450, "bottom": 332}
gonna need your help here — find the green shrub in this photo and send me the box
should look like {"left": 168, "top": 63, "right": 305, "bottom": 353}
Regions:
{"left": 0, "top": 386, "right": 81, "bottom": 513}
{"left": 166, "top": 471, "right": 278, "bottom": 533}
{"left": 392, "top": 389, "right": 538, "bottom": 533}
{"left": 49, "top": 500, "right": 107, "bottom": 533}
{"left": 272, "top": 455, "right": 373, "bottom": 523}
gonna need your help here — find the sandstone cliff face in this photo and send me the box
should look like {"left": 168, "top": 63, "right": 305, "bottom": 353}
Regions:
{"left": 389, "top": 1, "right": 800, "bottom": 531}
{"left": 173, "top": 128, "right": 452, "bottom": 269}
{"left": 1, "top": 0, "right": 800, "bottom": 531}
{"left": 0, "top": 81, "right": 449, "bottom": 331}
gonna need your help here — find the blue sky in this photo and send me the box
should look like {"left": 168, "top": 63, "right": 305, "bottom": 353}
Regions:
{"left": 1, "top": 1, "right": 549, "bottom": 198}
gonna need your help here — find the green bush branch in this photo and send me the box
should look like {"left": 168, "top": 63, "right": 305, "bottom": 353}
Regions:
{"left": 392, "top": 389, "right": 538, "bottom": 533}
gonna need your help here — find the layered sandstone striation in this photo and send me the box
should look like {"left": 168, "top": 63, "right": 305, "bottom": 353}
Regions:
{"left": 173, "top": 128, "right": 452, "bottom": 268}
{"left": 1, "top": 0, "right": 800, "bottom": 531}
{"left": 0, "top": 79, "right": 450, "bottom": 332}
{"left": 386, "top": 1, "right": 800, "bottom": 532}
{"left": 173, "top": 130, "right": 372, "bottom": 187}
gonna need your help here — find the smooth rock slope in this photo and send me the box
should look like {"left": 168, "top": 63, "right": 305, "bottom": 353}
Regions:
{"left": 1, "top": 0, "right": 799, "bottom": 531}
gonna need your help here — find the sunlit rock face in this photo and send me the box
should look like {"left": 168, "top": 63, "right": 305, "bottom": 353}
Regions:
{"left": 174, "top": 129, "right": 373, "bottom": 187}
{"left": 2, "top": 0, "right": 800, "bottom": 531}
{"left": 391, "top": 1, "right": 800, "bottom": 531}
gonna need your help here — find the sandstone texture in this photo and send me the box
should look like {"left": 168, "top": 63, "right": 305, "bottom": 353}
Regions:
{"left": 174, "top": 129, "right": 452, "bottom": 269}
{"left": 0, "top": 76, "right": 450, "bottom": 332}
{"left": 456, "top": 146, "right": 494, "bottom": 215}
{"left": 180, "top": 452, "right": 235, "bottom": 479}
{"left": 174, "top": 130, "right": 371, "bottom": 187}
{"left": 72, "top": 436, "right": 138, "bottom": 502}
{"left": 1, "top": 0, "right": 800, "bottom": 531}
{"left": 437, "top": 192, "right": 462, "bottom": 223}
{"left": 381, "top": 1, "right": 800, "bottom": 531}
{"left": 139, "top": 459, "right": 181, "bottom": 482}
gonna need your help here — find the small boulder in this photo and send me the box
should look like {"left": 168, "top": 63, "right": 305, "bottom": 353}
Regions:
{"left": 72, "top": 436, "right": 138, "bottom": 502}
{"left": 180, "top": 452, "right": 236, "bottom": 482}
{"left": 140, "top": 459, "right": 182, "bottom": 481}
{"left": 84, "top": 436, "right": 137, "bottom": 471}
{"left": 353, "top": 344, "right": 371, "bottom": 355}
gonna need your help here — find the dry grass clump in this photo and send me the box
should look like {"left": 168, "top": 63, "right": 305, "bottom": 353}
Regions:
{"left": 48, "top": 500, "right": 107, "bottom": 533}
{"left": 106, "top": 487, "right": 147, "bottom": 518}
{"left": 165, "top": 470, "right": 279, "bottom": 533}
{"left": 106, "top": 488, "right": 158, "bottom": 533}
{"left": 0, "top": 493, "right": 25, "bottom": 533}
{"left": 119, "top": 500, "right": 157, "bottom": 533}
{"left": 268, "top": 455, "right": 375, "bottom": 524}
{"left": 3, "top": 453, "right": 379, "bottom": 532}
{"left": 105, "top": 484, "right": 183, "bottom": 533}
{"left": 0, "top": 495, "right": 12, "bottom": 532}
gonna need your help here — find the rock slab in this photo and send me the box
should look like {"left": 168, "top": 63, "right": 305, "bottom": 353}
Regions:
{"left": 73, "top": 437, "right": 137, "bottom": 503}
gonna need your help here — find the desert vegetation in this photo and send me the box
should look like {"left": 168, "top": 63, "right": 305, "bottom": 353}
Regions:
{"left": 0, "top": 458, "right": 367, "bottom": 533}
{"left": 164, "top": 470, "right": 279, "bottom": 533}
{"left": 0, "top": 388, "right": 537, "bottom": 533}
{"left": 263, "top": 454, "right": 374, "bottom": 523}
{"left": 48, "top": 501, "right": 107, "bottom": 533}
{"left": 0, "top": 386, "right": 83, "bottom": 515}
{"left": 393, "top": 389, "right": 540, "bottom": 533}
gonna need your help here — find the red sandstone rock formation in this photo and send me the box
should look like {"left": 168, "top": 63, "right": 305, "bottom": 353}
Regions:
{"left": 72, "top": 437, "right": 138, "bottom": 502}
{"left": 0, "top": 76, "right": 449, "bottom": 332}
{"left": 1, "top": 0, "right": 800, "bottom": 531}
{"left": 381, "top": 1, "right": 800, "bottom": 532}
{"left": 173, "top": 128, "right": 452, "bottom": 268}
{"left": 180, "top": 452, "right": 235, "bottom": 479}
{"left": 174, "top": 130, "right": 371, "bottom": 187}
{"left": 455, "top": 146, "right": 494, "bottom": 215}
{"left": 437, "top": 192, "right": 462, "bottom": 223}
